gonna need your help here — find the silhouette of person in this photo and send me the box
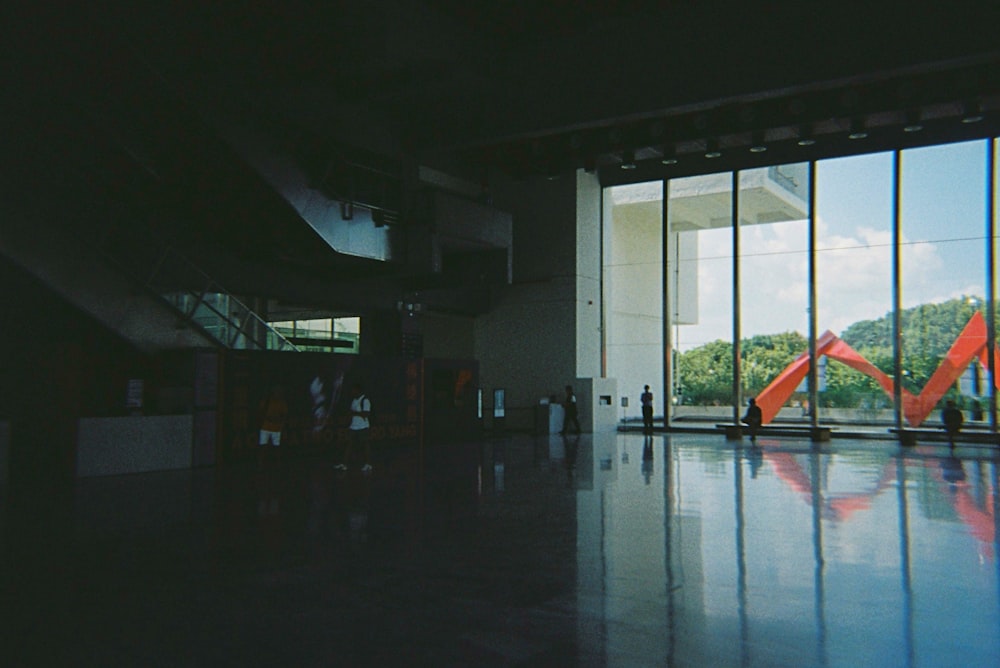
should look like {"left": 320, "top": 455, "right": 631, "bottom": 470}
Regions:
{"left": 561, "top": 385, "right": 581, "bottom": 435}
{"left": 742, "top": 397, "right": 763, "bottom": 443}
{"left": 641, "top": 384, "right": 654, "bottom": 435}
{"left": 942, "top": 399, "right": 963, "bottom": 448}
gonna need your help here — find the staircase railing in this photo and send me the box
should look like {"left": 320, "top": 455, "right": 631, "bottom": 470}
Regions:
{"left": 145, "top": 245, "right": 300, "bottom": 352}
{"left": 81, "top": 209, "right": 299, "bottom": 352}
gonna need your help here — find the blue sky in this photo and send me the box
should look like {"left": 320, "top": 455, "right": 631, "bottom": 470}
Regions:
{"left": 685, "top": 139, "right": 993, "bottom": 348}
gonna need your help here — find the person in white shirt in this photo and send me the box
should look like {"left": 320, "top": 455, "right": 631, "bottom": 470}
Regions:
{"left": 336, "top": 382, "right": 372, "bottom": 473}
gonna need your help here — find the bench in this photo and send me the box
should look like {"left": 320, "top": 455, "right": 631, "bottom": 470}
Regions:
{"left": 890, "top": 428, "right": 1000, "bottom": 446}
{"left": 717, "top": 424, "right": 833, "bottom": 442}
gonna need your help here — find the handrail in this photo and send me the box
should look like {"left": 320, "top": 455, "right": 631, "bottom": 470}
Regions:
{"left": 94, "top": 217, "right": 299, "bottom": 352}
{"left": 40, "top": 134, "right": 300, "bottom": 352}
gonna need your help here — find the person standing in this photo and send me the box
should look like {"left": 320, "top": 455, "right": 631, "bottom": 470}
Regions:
{"left": 337, "top": 382, "right": 372, "bottom": 473}
{"left": 258, "top": 385, "right": 288, "bottom": 468}
{"left": 561, "top": 385, "right": 581, "bottom": 435}
{"left": 640, "top": 384, "right": 654, "bottom": 435}
{"left": 742, "top": 397, "right": 763, "bottom": 443}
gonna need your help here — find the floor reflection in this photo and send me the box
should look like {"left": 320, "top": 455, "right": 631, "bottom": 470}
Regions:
{"left": 575, "top": 434, "right": 1000, "bottom": 667}
{"left": 1, "top": 433, "right": 998, "bottom": 666}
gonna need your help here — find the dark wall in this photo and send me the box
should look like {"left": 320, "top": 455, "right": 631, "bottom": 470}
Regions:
{"left": 0, "top": 258, "right": 152, "bottom": 499}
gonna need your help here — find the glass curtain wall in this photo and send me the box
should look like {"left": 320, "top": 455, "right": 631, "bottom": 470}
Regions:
{"left": 667, "top": 174, "right": 734, "bottom": 424}
{"left": 814, "top": 153, "right": 895, "bottom": 426}
{"left": 738, "top": 165, "right": 811, "bottom": 418}
{"left": 994, "top": 138, "right": 1000, "bottom": 427}
{"left": 603, "top": 139, "right": 999, "bottom": 432}
{"left": 899, "top": 141, "right": 988, "bottom": 427}
{"left": 602, "top": 181, "right": 664, "bottom": 424}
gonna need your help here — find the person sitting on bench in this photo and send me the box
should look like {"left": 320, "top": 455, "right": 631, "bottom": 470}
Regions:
{"left": 942, "top": 399, "right": 964, "bottom": 448}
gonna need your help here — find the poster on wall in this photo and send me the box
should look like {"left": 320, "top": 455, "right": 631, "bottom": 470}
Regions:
{"left": 221, "top": 352, "right": 422, "bottom": 462}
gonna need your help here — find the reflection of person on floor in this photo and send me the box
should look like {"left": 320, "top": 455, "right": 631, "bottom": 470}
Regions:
{"left": 337, "top": 383, "right": 372, "bottom": 473}
{"left": 942, "top": 399, "right": 964, "bottom": 448}
{"left": 561, "top": 385, "right": 581, "bottom": 435}
{"left": 258, "top": 385, "right": 288, "bottom": 469}
{"left": 642, "top": 436, "right": 654, "bottom": 485}
{"left": 563, "top": 433, "right": 578, "bottom": 486}
{"left": 746, "top": 444, "right": 764, "bottom": 478}
{"left": 940, "top": 454, "right": 966, "bottom": 487}
{"left": 641, "top": 384, "right": 654, "bottom": 435}
{"left": 742, "top": 397, "right": 763, "bottom": 443}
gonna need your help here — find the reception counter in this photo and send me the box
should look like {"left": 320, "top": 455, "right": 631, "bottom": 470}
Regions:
{"left": 77, "top": 415, "right": 193, "bottom": 477}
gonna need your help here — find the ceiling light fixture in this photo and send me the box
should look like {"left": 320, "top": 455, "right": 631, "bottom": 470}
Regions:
{"left": 903, "top": 110, "right": 924, "bottom": 132}
{"left": 749, "top": 131, "right": 767, "bottom": 153}
{"left": 848, "top": 117, "right": 868, "bottom": 140}
{"left": 962, "top": 99, "right": 984, "bottom": 124}
{"left": 796, "top": 124, "right": 816, "bottom": 146}
{"left": 620, "top": 148, "right": 637, "bottom": 170}
{"left": 704, "top": 139, "right": 722, "bottom": 159}
{"left": 661, "top": 144, "right": 678, "bottom": 165}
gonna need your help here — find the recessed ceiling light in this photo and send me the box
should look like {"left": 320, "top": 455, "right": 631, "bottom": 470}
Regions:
{"left": 962, "top": 99, "right": 984, "bottom": 124}
{"left": 661, "top": 143, "right": 678, "bottom": 165}
{"left": 797, "top": 124, "right": 816, "bottom": 146}
{"left": 903, "top": 110, "right": 924, "bottom": 132}
{"left": 848, "top": 117, "right": 868, "bottom": 140}
{"left": 621, "top": 148, "right": 637, "bottom": 170}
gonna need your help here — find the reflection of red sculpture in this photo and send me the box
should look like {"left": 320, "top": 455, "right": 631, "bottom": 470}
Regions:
{"left": 763, "top": 447, "right": 997, "bottom": 560}
{"left": 919, "top": 449, "right": 996, "bottom": 560}
{"left": 755, "top": 312, "right": 999, "bottom": 427}
{"left": 764, "top": 449, "right": 896, "bottom": 521}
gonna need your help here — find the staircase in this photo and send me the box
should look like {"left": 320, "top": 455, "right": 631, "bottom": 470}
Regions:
{"left": 0, "top": 200, "right": 297, "bottom": 353}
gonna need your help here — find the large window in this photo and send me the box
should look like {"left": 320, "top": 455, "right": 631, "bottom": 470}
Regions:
{"left": 667, "top": 173, "right": 734, "bottom": 422}
{"left": 738, "top": 165, "right": 810, "bottom": 417}
{"left": 815, "top": 153, "right": 894, "bottom": 425}
{"left": 269, "top": 316, "right": 360, "bottom": 353}
{"left": 603, "top": 137, "right": 1000, "bottom": 433}
{"left": 603, "top": 182, "right": 663, "bottom": 421}
{"left": 900, "top": 142, "right": 988, "bottom": 425}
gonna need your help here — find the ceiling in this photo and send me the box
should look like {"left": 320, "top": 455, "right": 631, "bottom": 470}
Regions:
{"left": 3, "top": 2, "right": 1000, "bottom": 312}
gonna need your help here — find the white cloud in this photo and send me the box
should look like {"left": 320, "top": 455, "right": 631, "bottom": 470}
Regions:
{"left": 681, "top": 216, "right": 963, "bottom": 346}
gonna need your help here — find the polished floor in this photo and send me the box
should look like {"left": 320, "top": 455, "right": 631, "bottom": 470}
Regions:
{"left": 3, "top": 432, "right": 999, "bottom": 666}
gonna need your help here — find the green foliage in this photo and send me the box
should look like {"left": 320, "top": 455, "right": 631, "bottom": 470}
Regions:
{"left": 676, "top": 296, "right": 991, "bottom": 408}
{"left": 676, "top": 340, "right": 732, "bottom": 405}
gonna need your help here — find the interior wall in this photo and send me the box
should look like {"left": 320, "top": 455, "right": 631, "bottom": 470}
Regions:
{"left": 576, "top": 170, "right": 602, "bottom": 380}
{"left": 474, "top": 173, "right": 582, "bottom": 430}
{"left": 422, "top": 312, "right": 475, "bottom": 359}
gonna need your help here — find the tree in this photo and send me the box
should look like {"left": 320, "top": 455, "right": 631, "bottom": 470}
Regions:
{"left": 675, "top": 296, "right": 990, "bottom": 409}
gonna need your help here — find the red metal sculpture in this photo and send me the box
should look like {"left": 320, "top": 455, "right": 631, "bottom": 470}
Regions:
{"left": 754, "top": 311, "right": 999, "bottom": 427}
